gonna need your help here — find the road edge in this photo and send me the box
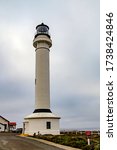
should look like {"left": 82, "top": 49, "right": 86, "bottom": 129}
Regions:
{"left": 18, "top": 135, "right": 82, "bottom": 150}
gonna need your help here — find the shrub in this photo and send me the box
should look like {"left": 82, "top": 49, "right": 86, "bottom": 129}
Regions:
{"left": 36, "top": 133, "right": 99, "bottom": 150}
{"left": 82, "top": 145, "right": 92, "bottom": 150}
{"left": 94, "top": 144, "right": 100, "bottom": 150}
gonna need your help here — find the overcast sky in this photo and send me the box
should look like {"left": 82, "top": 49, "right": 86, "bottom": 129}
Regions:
{"left": 0, "top": 0, "right": 99, "bottom": 130}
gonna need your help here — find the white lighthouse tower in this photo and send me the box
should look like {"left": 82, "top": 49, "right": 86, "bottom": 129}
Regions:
{"left": 24, "top": 23, "right": 60, "bottom": 135}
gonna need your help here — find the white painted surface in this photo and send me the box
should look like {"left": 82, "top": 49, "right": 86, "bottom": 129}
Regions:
{"left": 33, "top": 35, "right": 52, "bottom": 110}
{"left": 24, "top": 113, "right": 60, "bottom": 135}
{"left": 24, "top": 27, "right": 60, "bottom": 135}
{"left": 0, "top": 123, "right": 4, "bottom": 132}
{"left": 87, "top": 138, "right": 90, "bottom": 145}
{"left": 24, "top": 112, "right": 60, "bottom": 119}
{"left": 0, "top": 117, "right": 9, "bottom": 132}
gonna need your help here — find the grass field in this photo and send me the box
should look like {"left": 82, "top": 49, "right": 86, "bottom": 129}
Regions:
{"left": 32, "top": 131, "right": 100, "bottom": 150}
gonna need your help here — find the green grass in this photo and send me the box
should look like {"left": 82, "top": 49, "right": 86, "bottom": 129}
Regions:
{"left": 32, "top": 132, "right": 100, "bottom": 150}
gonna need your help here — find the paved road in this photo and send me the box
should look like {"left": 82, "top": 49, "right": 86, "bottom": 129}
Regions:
{"left": 0, "top": 133, "right": 63, "bottom": 150}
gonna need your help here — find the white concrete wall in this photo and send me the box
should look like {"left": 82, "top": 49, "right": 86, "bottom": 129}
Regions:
{"left": 24, "top": 118, "right": 60, "bottom": 135}
{"left": 0, "top": 117, "right": 9, "bottom": 131}
{"left": 35, "top": 48, "right": 50, "bottom": 109}
{"left": 33, "top": 35, "right": 52, "bottom": 110}
{"left": 0, "top": 124, "right": 4, "bottom": 132}
{"left": 24, "top": 122, "right": 29, "bottom": 134}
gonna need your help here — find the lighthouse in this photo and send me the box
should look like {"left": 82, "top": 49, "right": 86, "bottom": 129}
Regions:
{"left": 23, "top": 23, "right": 60, "bottom": 135}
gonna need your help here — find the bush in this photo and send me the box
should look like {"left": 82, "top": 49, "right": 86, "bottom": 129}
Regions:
{"left": 94, "top": 144, "right": 100, "bottom": 150}
{"left": 35, "top": 133, "right": 100, "bottom": 150}
{"left": 82, "top": 145, "right": 92, "bottom": 150}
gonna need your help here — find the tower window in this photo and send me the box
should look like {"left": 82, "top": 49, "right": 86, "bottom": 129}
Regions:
{"left": 46, "top": 122, "right": 51, "bottom": 129}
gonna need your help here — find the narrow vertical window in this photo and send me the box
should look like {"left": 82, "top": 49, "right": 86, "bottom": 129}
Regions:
{"left": 46, "top": 122, "right": 51, "bottom": 129}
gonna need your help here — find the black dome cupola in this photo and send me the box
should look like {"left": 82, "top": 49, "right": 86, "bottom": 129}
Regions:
{"left": 35, "top": 23, "right": 50, "bottom": 38}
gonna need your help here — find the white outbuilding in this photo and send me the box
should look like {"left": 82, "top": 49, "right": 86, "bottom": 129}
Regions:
{"left": 0, "top": 116, "right": 9, "bottom": 132}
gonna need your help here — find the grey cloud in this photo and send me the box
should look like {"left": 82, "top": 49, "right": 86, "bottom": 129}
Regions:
{"left": 0, "top": 0, "right": 99, "bottom": 129}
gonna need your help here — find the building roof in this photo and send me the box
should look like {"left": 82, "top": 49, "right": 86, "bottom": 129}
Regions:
{"left": 24, "top": 112, "right": 60, "bottom": 119}
{"left": 0, "top": 115, "right": 9, "bottom": 122}
{"left": 9, "top": 122, "right": 16, "bottom": 126}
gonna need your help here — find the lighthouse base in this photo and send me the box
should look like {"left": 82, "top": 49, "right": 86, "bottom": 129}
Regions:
{"left": 23, "top": 112, "right": 60, "bottom": 135}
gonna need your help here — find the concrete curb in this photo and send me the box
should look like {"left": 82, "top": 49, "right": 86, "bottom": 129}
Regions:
{"left": 19, "top": 135, "right": 82, "bottom": 150}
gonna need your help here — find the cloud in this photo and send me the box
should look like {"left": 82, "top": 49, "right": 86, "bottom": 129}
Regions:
{"left": 0, "top": 0, "right": 99, "bottom": 129}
